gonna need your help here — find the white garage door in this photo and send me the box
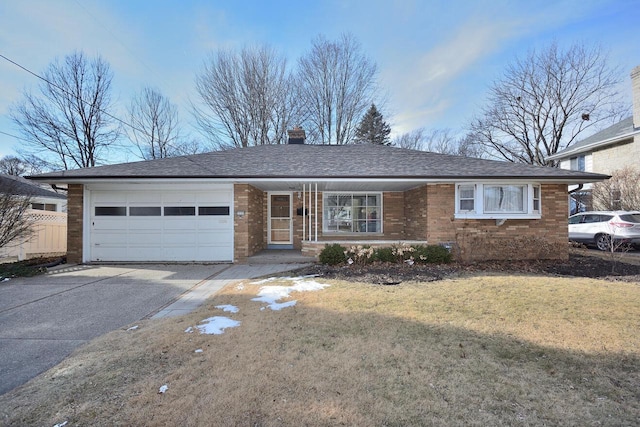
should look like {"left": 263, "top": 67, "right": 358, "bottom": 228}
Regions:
{"left": 89, "top": 187, "right": 233, "bottom": 262}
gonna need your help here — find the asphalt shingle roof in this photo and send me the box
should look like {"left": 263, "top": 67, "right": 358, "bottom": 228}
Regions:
{"left": 29, "top": 144, "right": 607, "bottom": 182}
{"left": 1, "top": 174, "right": 66, "bottom": 198}
{"left": 549, "top": 116, "right": 638, "bottom": 159}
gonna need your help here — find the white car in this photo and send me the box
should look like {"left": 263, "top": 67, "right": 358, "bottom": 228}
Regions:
{"left": 568, "top": 211, "right": 640, "bottom": 250}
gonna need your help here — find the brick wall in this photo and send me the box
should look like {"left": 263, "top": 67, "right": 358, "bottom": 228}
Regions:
{"left": 66, "top": 184, "right": 84, "bottom": 264}
{"left": 234, "top": 184, "right": 265, "bottom": 261}
{"left": 404, "top": 185, "right": 428, "bottom": 239}
{"left": 591, "top": 140, "right": 640, "bottom": 175}
{"left": 236, "top": 183, "right": 568, "bottom": 262}
{"left": 421, "top": 183, "right": 568, "bottom": 262}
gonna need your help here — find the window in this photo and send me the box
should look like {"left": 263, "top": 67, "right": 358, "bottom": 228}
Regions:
{"left": 323, "top": 193, "right": 381, "bottom": 233}
{"left": 95, "top": 206, "right": 126, "bottom": 216}
{"left": 532, "top": 185, "right": 540, "bottom": 213}
{"left": 164, "top": 206, "right": 196, "bottom": 216}
{"left": 484, "top": 185, "right": 525, "bottom": 213}
{"left": 199, "top": 206, "right": 230, "bottom": 216}
{"left": 455, "top": 183, "right": 542, "bottom": 218}
{"left": 130, "top": 206, "right": 161, "bottom": 216}
{"left": 31, "top": 203, "right": 57, "bottom": 211}
{"left": 457, "top": 185, "right": 475, "bottom": 212}
{"left": 570, "top": 155, "right": 585, "bottom": 171}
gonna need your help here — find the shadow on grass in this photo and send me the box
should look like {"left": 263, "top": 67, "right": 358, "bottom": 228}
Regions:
{"left": 2, "top": 289, "right": 639, "bottom": 426}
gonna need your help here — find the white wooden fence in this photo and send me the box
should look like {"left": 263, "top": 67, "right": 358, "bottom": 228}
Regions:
{"left": 0, "top": 210, "right": 67, "bottom": 262}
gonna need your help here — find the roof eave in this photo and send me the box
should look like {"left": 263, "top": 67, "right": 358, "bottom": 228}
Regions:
{"left": 27, "top": 174, "right": 610, "bottom": 185}
{"left": 547, "top": 130, "right": 639, "bottom": 161}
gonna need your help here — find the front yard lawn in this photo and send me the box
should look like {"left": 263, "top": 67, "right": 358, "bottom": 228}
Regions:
{"left": 1, "top": 267, "right": 638, "bottom": 426}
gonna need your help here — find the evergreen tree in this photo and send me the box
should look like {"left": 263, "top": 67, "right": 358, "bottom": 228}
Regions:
{"left": 355, "top": 104, "right": 391, "bottom": 145}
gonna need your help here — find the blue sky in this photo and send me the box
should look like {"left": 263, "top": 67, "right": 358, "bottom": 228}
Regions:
{"left": 0, "top": 0, "right": 638, "bottom": 160}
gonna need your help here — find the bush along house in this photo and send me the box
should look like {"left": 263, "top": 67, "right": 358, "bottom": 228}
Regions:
{"left": 29, "top": 128, "right": 609, "bottom": 264}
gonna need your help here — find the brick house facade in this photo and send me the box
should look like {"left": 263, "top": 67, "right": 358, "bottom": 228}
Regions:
{"left": 35, "top": 141, "right": 602, "bottom": 265}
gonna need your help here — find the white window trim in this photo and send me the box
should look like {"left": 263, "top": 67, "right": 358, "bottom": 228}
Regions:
{"left": 454, "top": 183, "right": 542, "bottom": 220}
{"left": 322, "top": 192, "right": 383, "bottom": 234}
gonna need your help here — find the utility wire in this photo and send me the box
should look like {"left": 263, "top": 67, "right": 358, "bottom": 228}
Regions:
{"left": 0, "top": 130, "right": 33, "bottom": 143}
{"left": 0, "top": 53, "right": 150, "bottom": 138}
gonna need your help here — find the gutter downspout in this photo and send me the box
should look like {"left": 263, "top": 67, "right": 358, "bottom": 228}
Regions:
{"left": 568, "top": 184, "right": 584, "bottom": 195}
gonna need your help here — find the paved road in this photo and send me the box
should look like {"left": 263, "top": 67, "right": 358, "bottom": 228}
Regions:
{"left": 0, "top": 264, "right": 227, "bottom": 395}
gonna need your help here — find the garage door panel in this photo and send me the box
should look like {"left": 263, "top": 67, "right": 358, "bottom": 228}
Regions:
{"left": 90, "top": 188, "right": 233, "bottom": 262}
{"left": 197, "top": 192, "right": 232, "bottom": 204}
{"left": 128, "top": 233, "right": 163, "bottom": 245}
{"left": 163, "top": 193, "right": 197, "bottom": 203}
{"left": 127, "top": 220, "right": 162, "bottom": 230}
{"left": 198, "top": 231, "right": 232, "bottom": 243}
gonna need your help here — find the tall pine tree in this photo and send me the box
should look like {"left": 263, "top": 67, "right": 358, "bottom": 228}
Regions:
{"left": 354, "top": 104, "right": 391, "bottom": 145}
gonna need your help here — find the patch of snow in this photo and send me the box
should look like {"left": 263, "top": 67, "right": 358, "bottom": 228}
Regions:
{"left": 184, "top": 326, "right": 194, "bottom": 333}
{"left": 250, "top": 276, "right": 330, "bottom": 311}
{"left": 215, "top": 304, "right": 239, "bottom": 313}
{"left": 194, "top": 349, "right": 203, "bottom": 353}
{"left": 235, "top": 284, "right": 245, "bottom": 290}
{"left": 268, "top": 300, "right": 297, "bottom": 311}
{"left": 196, "top": 316, "right": 241, "bottom": 335}
{"left": 53, "top": 422, "right": 68, "bottom": 427}
{"left": 158, "top": 384, "right": 168, "bottom": 394}
{"left": 1, "top": 278, "right": 9, "bottom": 282}
{"left": 126, "top": 325, "right": 139, "bottom": 331}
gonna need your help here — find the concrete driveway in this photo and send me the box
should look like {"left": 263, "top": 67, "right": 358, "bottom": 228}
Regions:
{"left": 0, "top": 263, "right": 228, "bottom": 395}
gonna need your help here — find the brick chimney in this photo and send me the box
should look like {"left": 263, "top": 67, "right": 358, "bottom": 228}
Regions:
{"left": 287, "top": 126, "right": 306, "bottom": 144}
{"left": 632, "top": 65, "right": 640, "bottom": 129}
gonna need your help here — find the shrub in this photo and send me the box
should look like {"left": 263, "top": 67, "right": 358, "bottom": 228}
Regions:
{"left": 344, "top": 245, "right": 375, "bottom": 265}
{"left": 413, "top": 244, "right": 453, "bottom": 264}
{"left": 319, "top": 243, "right": 347, "bottom": 265}
{"left": 373, "top": 246, "right": 395, "bottom": 263}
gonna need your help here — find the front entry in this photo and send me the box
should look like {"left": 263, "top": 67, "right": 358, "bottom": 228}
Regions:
{"left": 268, "top": 193, "right": 293, "bottom": 248}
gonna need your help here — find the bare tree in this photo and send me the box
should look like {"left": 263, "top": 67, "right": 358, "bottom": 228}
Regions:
{"left": 0, "top": 156, "right": 30, "bottom": 176}
{"left": 193, "top": 45, "right": 297, "bottom": 149}
{"left": 393, "top": 128, "right": 427, "bottom": 150}
{"left": 0, "top": 180, "right": 34, "bottom": 249}
{"left": 128, "top": 87, "right": 181, "bottom": 159}
{"left": 297, "top": 34, "right": 378, "bottom": 144}
{"left": 592, "top": 166, "right": 640, "bottom": 211}
{"left": 393, "top": 128, "right": 484, "bottom": 157}
{"left": 469, "top": 42, "right": 626, "bottom": 166}
{"left": 10, "top": 51, "right": 119, "bottom": 169}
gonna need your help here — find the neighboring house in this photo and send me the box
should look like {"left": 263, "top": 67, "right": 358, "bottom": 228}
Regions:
{"left": 1, "top": 174, "right": 67, "bottom": 212}
{"left": 548, "top": 65, "right": 640, "bottom": 211}
{"left": 0, "top": 174, "right": 67, "bottom": 261}
{"left": 29, "top": 129, "right": 606, "bottom": 264}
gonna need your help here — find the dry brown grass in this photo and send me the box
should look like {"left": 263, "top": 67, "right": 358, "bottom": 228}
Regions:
{"left": 1, "top": 273, "right": 639, "bottom": 426}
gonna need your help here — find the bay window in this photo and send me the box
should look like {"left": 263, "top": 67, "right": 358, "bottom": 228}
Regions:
{"left": 323, "top": 193, "right": 381, "bottom": 233}
{"left": 455, "top": 183, "right": 542, "bottom": 218}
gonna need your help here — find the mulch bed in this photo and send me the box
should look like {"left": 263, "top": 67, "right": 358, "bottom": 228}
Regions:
{"left": 294, "top": 251, "right": 640, "bottom": 284}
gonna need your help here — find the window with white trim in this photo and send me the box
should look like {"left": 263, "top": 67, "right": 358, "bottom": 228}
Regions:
{"left": 455, "top": 183, "right": 542, "bottom": 218}
{"left": 323, "top": 193, "right": 381, "bottom": 233}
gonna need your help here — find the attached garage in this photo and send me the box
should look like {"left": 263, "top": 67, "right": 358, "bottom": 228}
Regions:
{"left": 87, "top": 184, "right": 233, "bottom": 262}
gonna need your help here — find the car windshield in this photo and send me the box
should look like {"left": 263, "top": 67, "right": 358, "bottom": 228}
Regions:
{"left": 619, "top": 214, "right": 640, "bottom": 223}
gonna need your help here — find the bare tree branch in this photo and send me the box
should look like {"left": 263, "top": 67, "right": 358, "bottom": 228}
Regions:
{"left": 297, "top": 34, "right": 378, "bottom": 144}
{"left": 469, "top": 42, "right": 627, "bottom": 165}
{"left": 128, "top": 87, "right": 182, "bottom": 159}
{"left": 9, "top": 51, "right": 119, "bottom": 169}
{"left": 0, "top": 180, "right": 35, "bottom": 249}
{"left": 192, "top": 45, "right": 298, "bottom": 149}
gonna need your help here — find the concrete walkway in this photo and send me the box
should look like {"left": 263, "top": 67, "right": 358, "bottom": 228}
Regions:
{"left": 151, "top": 263, "right": 310, "bottom": 318}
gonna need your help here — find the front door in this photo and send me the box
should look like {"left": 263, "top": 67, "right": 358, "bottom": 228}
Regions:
{"left": 268, "top": 193, "right": 292, "bottom": 246}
